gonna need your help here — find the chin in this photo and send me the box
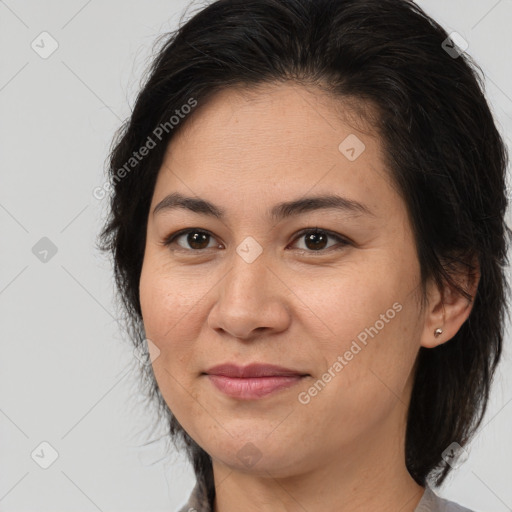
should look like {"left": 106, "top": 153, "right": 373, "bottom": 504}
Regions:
{"left": 206, "top": 434, "right": 306, "bottom": 477}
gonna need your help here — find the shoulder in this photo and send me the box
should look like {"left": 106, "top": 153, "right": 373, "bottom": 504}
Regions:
{"left": 415, "top": 485, "right": 477, "bottom": 512}
{"left": 178, "top": 480, "right": 479, "bottom": 512}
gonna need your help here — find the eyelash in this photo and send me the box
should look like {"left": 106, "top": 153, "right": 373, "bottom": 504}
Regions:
{"left": 162, "top": 227, "right": 351, "bottom": 254}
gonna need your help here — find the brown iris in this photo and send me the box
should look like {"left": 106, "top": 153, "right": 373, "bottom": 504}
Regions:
{"left": 303, "top": 231, "right": 328, "bottom": 251}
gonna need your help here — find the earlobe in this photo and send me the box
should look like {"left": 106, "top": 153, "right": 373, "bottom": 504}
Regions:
{"left": 420, "top": 260, "right": 480, "bottom": 349}
{"left": 419, "top": 277, "right": 446, "bottom": 349}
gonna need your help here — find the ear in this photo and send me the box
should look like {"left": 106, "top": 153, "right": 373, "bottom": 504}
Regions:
{"left": 420, "top": 255, "right": 480, "bottom": 349}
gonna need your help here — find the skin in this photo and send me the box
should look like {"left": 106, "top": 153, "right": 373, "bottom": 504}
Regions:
{"left": 139, "top": 82, "right": 478, "bottom": 512}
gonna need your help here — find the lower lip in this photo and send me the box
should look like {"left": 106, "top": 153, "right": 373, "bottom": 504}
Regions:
{"left": 206, "top": 375, "right": 305, "bottom": 399}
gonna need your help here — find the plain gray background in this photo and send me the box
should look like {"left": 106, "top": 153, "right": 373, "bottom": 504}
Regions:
{"left": 1, "top": 1, "right": 511, "bottom": 511}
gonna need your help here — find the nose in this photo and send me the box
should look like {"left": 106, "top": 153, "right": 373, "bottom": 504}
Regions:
{"left": 207, "top": 251, "right": 291, "bottom": 340}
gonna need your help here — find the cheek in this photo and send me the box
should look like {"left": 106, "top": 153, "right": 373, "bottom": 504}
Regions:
{"left": 302, "top": 260, "right": 421, "bottom": 401}
{"left": 139, "top": 265, "right": 204, "bottom": 430}
{"left": 139, "top": 254, "right": 205, "bottom": 340}
{"left": 294, "top": 297, "right": 419, "bottom": 451}
{"left": 139, "top": 262, "right": 200, "bottom": 397}
{"left": 293, "top": 261, "right": 409, "bottom": 346}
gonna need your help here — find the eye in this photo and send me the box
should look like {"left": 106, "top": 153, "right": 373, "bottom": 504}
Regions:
{"left": 289, "top": 227, "right": 350, "bottom": 253}
{"left": 162, "top": 227, "right": 350, "bottom": 254}
{"left": 163, "top": 228, "right": 220, "bottom": 251}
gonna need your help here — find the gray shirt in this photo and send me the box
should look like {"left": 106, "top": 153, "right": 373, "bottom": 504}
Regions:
{"left": 177, "top": 481, "right": 475, "bottom": 512}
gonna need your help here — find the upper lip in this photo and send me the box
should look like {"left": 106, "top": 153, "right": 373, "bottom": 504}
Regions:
{"left": 204, "top": 363, "right": 308, "bottom": 378}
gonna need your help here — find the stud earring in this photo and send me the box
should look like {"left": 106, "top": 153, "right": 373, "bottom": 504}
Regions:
{"left": 434, "top": 328, "right": 443, "bottom": 337}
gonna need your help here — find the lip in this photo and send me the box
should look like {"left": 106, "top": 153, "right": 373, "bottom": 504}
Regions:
{"left": 204, "top": 363, "right": 307, "bottom": 378}
{"left": 206, "top": 375, "right": 306, "bottom": 399}
{"left": 203, "top": 363, "right": 308, "bottom": 400}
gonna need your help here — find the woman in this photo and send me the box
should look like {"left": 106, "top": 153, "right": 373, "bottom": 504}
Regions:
{"left": 98, "top": 0, "right": 511, "bottom": 510}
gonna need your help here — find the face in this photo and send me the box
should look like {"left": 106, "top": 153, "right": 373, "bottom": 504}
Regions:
{"left": 139, "top": 82, "right": 427, "bottom": 478}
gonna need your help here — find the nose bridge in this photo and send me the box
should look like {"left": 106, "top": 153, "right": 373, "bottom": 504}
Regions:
{"left": 207, "top": 238, "right": 290, "bottom": 339}
{"left": 224, "top": 237, "right": 270, "bottom": 303}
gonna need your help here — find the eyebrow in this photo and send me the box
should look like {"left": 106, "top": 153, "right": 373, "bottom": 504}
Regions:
{"left": 152, "top": 191, "right": 375, "bottom": 221}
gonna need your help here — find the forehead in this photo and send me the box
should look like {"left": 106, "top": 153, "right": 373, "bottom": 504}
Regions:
{"left": 175, "top": 81, "right": 377, "bottom": 154}
{"left": 151, "top": 82, "right": 397, "bottom": 221}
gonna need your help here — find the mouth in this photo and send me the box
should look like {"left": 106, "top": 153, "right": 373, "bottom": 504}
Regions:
{"left": 203, "top": 363, "right": 309, "bottom": 400}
